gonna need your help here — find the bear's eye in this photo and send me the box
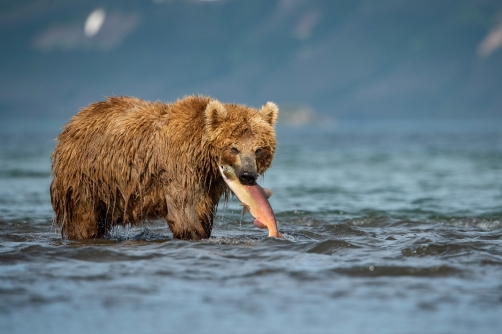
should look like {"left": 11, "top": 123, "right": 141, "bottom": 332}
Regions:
{"left": 255, "top": 148, "right": 262, "bottom": 155}
{"left": 230, "top": 147, "right": 239, "bottom": 154}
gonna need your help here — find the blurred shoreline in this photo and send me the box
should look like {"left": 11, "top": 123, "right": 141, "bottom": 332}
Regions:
{"left": 2, "top": 0, "right": 502, "bottom": 119}
{"left": 1, "top": 115, "right": 500, "bottom": 136}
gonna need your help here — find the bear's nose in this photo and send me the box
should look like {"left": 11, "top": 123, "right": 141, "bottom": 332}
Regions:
{"left": 239, "top": 171, "right": 257, "bottom": 185}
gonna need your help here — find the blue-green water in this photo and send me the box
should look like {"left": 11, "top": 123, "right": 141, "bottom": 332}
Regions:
{"left": 1, "top": 119, "right": 501, "bottom": 334}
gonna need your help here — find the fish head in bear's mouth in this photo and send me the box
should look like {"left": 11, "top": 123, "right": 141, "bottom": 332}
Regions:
{"left": 219, "top": 165, "right": 235, "bottom": 182}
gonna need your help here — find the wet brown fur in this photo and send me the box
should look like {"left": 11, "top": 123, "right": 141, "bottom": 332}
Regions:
{"left": 50, "top": 95, "right": 278, "bottom": 240}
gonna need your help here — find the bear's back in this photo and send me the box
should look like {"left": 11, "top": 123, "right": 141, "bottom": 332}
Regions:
{"left": 66, "top": 96, "right": 168, "bottom": 136}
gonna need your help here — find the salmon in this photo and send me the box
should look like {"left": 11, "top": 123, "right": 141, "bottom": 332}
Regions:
{"left": 219, "top": 165, "right": 284, "bottom": 238}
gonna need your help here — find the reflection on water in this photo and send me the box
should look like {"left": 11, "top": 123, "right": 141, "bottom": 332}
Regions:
{"left": 1, "top": 120, "right": 502, "bottom": 334}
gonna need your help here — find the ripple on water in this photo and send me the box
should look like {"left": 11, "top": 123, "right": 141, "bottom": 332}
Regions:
{"left": 334, "top": 265, "right": 459, "bottom": 277}
{"left": 108, "top": 227, "right": 171, "bottom": 242}
{"left": 318, "top": 223, "right": 368, "bottom": 237}
{"left": 307, "top": 239, "right": 360, "bottom": 255}
{"left": 440, "top": 218, "right": 502, "bottom": 230}
{"left": 402, "top": 242, "right": 473, "bottom": 257}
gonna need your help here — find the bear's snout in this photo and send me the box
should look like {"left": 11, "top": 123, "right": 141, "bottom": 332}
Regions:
{"left": 239, "top": 171, "right": 257, "bottom": 185}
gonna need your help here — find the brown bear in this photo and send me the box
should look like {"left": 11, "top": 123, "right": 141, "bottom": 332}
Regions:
{"left": 50, "top": 95, "right": 279, "bottom": 240}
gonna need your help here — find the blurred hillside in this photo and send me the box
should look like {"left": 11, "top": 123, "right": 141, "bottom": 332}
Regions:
{"left": 1, "top": 0, "right": 502, "bottom": 120}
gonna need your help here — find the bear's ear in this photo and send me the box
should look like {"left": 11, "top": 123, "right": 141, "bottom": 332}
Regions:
{"left": 205, "top": 100, "right": 228, "bottom": 130}
{"left": 259, "top": 102, "right": 279, "bottom": 126}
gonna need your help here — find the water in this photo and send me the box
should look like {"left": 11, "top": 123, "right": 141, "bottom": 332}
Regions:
{"left": 1, "top": 119, "right": 501, "bottom": 334}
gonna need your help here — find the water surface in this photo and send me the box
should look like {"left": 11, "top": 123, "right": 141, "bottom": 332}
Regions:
{"left": 1, "top": 119, "right": 501, "bottom": 333}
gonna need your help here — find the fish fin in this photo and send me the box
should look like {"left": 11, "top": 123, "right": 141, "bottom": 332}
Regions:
{"left": 263, "top": 188, "right": 273, "bottom": 199}
{"left": 253, "top": 219, "right": 268, "bottom": 229}
{"left": 240, "top": 204, "right": 249, "bottom": 216}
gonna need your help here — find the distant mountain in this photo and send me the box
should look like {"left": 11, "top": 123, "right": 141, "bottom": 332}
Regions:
{"left": 1, "top": 0, "right": 501, "bottom": 120}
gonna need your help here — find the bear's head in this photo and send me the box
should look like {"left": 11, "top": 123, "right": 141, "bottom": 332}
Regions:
{"left": 205, "top": 100, "right": 278, "bottom": 185}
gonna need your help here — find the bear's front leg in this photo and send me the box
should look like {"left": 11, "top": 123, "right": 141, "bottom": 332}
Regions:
{"left": 164, "top": 192, "right": 214, "bottom": 240}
